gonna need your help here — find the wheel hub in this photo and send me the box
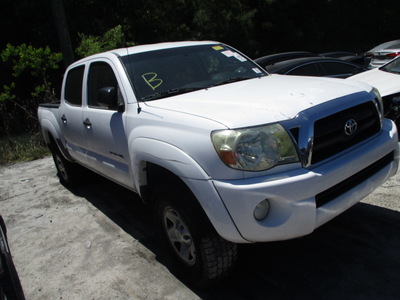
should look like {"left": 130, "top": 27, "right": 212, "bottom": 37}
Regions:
{"left": 163, "top": 207, "right": 196, "bottom": 265}
{"left": 55, "top": 154, "right": 68, "bottom": 181}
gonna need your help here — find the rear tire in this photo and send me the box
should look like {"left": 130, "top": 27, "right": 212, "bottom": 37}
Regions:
{"left": 50, "top": 144, "right": 82, "bottom": 187}
{"left": 153, "top": 179, "right": 238, "bottom": 287}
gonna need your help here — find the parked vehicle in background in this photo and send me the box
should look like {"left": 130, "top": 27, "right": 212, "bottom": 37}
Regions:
{"left": 0, "top": 215, "right": 25, "bottom": 300}
{"left": 320, "top": 51, "right": 357, "bottom": 58}
{"left": 364, "top": 39, "right": 400, "bottom": 68}
{"left": 349, "top": 56, "right": 400, "bottom": 129}
{"left": 338, "top": 54, "right": 366, "bottom": 65}
{"left": 254, "top": 51, "right": 317, "bottom": 69}
{"left": 320, "top": 52, "right": 366, "bottom": 66}
{"left": 262, "top": 57, "right": 366, "bottom": 78}
{"left": 38, "top": 41, "right": 399, "bottom": 286}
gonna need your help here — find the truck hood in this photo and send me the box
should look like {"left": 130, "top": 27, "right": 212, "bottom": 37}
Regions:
{"left": 348, "top": 67, "right": 400, "bottom": 97}
{"left": 144, "top": 74, "right": 371, "bottom": 128}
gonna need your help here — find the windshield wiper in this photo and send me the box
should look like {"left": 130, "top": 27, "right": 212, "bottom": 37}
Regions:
{"left": 141, "top": 87, "right": 203, "bottom": 101}
{"left": 211, "top": 76, "right": 255, "bottom": 87}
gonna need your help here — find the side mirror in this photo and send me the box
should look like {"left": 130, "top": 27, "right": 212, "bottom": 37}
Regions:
{"left": 97, "top": 87, "right": 124, "bottom": 111}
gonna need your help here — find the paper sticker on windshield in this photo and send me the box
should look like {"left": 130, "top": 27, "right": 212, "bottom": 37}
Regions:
{"left": 212, "top": 45, "right": 224, "bottom": 50}
{"left": 221, "top": 50, "right": 247, "bottom": 62}
{"left": 142, "top": 72, "right": 163, "bottom": 90}
{"left": 252, "top": 68, "right": 262, "bottom": 74}
{"left": 221, "top": 50, "right": 234, "bottom": 57}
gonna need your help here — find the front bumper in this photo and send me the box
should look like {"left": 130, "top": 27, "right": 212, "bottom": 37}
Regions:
{"left": 212, "top": 119, "right": 399, "bottom": 243}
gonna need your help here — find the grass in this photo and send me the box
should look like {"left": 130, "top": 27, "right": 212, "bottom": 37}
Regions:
{"left": 0, "top": 131, "right": 50, "bottom": 165}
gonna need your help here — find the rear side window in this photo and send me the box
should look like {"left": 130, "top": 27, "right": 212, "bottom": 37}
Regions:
{"left": 64, "top": 65, "right": 84, "bottom": 106}
{"left": 288, "top": 63, "right": 322, "bottom": 76}
{"left": 320, "top": 62, "right": 355, "bottom": 76}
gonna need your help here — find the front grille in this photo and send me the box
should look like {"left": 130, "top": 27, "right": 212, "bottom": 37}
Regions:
{"left": 312, "top": 101, "right": 381, "bottom": 164}
{"left": 315, "top": 151, "right": 394, "bottom": 208}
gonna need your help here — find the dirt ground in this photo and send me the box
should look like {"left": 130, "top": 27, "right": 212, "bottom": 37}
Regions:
{"left": 0, "top": 155, "right": 399, "bottom": 300}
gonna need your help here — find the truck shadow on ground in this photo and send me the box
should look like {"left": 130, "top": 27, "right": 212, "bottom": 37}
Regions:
{"left": 70, "top": 174, "right": 400, "bottom": 300}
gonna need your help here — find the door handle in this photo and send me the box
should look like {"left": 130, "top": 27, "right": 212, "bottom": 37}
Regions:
{"left": 83, "top": 118, "right": 92, "bottom": 129}
{"left": 61, "top": 114, "right": 67, "bottom": 124}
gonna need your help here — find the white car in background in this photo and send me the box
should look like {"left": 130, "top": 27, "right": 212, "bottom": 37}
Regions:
{"left": 349, "top": 56, "right": 400, "bottom": 128}
{"left": 364, "top": 39, "right": 400, "bottom": 68}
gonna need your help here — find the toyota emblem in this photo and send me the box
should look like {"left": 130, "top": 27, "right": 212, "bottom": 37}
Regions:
{"left": 344, "top": 119, "right": 358, "bottom": 136}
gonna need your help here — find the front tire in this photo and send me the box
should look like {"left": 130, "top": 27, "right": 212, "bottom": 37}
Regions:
{"left": 154, "top": 180, "right": 238, "bottom": 287}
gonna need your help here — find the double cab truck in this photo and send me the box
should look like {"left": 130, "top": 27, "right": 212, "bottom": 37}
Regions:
{"left": 38, "top": 41, "right": 399, "bottom": 286}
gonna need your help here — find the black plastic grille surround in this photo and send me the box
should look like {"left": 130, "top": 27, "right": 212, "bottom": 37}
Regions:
{"left": 315, "top": 151, "right": 394, "bottom": 208}
{"left": 311, "top": 101, "right": 381, "bottom": 165}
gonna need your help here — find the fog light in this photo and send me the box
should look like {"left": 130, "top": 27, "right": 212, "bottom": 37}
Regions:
{"left": 254, "top": 199, "right": 270, "bottom": 221}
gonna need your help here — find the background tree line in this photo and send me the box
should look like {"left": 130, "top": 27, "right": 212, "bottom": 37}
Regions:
{"left": 0, "top": 0, "right": 399, "bottom": 138}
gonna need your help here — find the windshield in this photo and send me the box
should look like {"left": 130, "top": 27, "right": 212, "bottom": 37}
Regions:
{"left": 380, "top": 57, "right": 400, "bottom": 74}
{"left": 120, "top": 44, "right": 267, "bottom": 101}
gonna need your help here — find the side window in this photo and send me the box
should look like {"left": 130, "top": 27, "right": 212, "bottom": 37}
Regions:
{"left": 320, "top": 62, "right": 355, "bottom": 76}
{"left": 288, "top": 63, "right": 322, "bottom": 76}
{"left": 64, "top": 65, "right": 84, "bottom": 106}
{"left": 87, "top": 62, "right": 121, "bottom": 109}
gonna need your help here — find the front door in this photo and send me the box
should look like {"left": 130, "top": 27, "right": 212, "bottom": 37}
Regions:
{"left": 82, "top": 60, "right": 132, "bottom": 187}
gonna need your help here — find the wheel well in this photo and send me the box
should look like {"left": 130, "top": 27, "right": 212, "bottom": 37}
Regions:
{"left": 45, "top": 131, "right": 74, "bottom": 162}
{"left": 145, "top": 162, "right": 214, "bottom": 233}
{"left": 141, "top": 163, "right": 208, "bottom": 218}
{"left": 140, "top": 162, "right": 180, "bottom": 204}
{"left": 47, "top": 133, "right": 57, "bottom": 149}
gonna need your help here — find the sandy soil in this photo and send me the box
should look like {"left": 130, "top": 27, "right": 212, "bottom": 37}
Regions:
{"left": 0, "top": 155, "right": 399, "bottom": 299}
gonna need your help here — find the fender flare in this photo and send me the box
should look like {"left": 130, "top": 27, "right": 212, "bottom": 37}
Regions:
{"left": 40, "top": 118, "right": 60, "bottom": 145}
{"left": 39, "top": 116, "right": 74, "bottom": 162}
{"left": 130, "top": 138, "right": 246, "bottom": 243}
{"left": 131, "top": 138, "right": 210, "bottom": 183}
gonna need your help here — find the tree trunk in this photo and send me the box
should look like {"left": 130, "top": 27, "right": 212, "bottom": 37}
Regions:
{"left": 51, "top": 0, "right": 75, "bottom": 68}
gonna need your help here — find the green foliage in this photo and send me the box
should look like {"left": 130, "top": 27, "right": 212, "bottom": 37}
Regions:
{"left": 0, "top": 44, "right": 62, "bottom": 99}
{"left": 0, "top": 83, "right": 16, "bottom": 102}
{"left": 1, "top": 44, "right": 61, "bottom": 78}
{"left": 0, "top": 132, "right": 49, "bottom": 165}
{"left": 192, "top": 0, "right": 257, "bottom": 39}
{"left": 75, "top": 25, "right": 134, "bottom": 58}
{"left": 0, "top": 44, "right": 62, "bottom": 139}
{"left": 122, "top": 0, "right": 259, "bottom": 55}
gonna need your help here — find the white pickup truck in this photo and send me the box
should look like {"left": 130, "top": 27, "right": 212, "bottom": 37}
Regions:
{"left": 38, "top": 41, "right": 399, "bottom": 286}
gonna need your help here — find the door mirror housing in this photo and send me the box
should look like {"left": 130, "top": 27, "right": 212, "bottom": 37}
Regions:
{"left": 97, "top": 87, "right": 124, "bottom": 112}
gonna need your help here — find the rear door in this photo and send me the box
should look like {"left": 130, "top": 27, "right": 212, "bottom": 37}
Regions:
{"left": 59, "top": 65, "right": 88, "bottom": 164}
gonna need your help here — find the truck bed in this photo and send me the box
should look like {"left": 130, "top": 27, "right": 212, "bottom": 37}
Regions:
{"left": 38, "top": 101, "right": 60, "bottom": 109}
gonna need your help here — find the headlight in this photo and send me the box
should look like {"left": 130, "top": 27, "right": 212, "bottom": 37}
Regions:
{"left": 211, "top": 123, "right": 299, "bottom": 171}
